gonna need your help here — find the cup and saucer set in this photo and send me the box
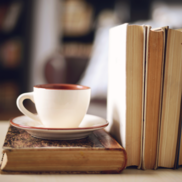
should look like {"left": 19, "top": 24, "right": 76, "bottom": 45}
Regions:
{"left": 11, "top": 84, "right": 109, "bottom": 140}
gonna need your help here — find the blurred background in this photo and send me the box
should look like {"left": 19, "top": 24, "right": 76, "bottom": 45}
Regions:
{"left": 0, "top": 0, "right": 182, "bottom": 120}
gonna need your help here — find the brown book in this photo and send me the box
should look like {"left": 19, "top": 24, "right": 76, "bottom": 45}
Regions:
{"left": 142, "top": 27, "right": 166, "bottom": 169}
{"left": 158, "top": 28, "right": 182, "bottom": 168}
{"left": 0, "top": 125, "right": 127, "bottom": 173}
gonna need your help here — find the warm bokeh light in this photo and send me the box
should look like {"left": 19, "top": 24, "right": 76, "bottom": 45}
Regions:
{"left": 0, "top": 0, "right": 182, "bottom": 119}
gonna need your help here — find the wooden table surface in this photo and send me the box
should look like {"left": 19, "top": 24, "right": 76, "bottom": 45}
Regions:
{"left": 0, "top": 121, "right": 182, "bottom": 182}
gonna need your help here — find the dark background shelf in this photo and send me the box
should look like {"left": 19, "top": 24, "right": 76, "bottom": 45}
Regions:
{"left": 0, "top": 0, "right": 181, "bottom": 120}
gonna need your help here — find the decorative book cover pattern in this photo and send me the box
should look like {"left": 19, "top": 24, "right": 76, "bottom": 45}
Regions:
{"left": 3, "top": 125, "right": 104, "bottom": 149}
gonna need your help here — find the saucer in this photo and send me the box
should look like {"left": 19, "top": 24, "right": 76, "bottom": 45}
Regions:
{"left": 10, "top": 114, "right": 109, "bottom": 140}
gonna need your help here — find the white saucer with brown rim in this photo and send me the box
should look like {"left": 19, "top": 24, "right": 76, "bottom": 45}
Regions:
{"left": 10, "top": 114, "right": 109, "bottom": 140}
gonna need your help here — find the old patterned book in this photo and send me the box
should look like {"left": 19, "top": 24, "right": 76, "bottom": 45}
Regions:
{"left": 0, "top": 125, "right": 127, "bottom": 173}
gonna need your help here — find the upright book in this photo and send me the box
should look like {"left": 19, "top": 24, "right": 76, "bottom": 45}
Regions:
{"left": 0, "top": 125, "right": 127, "bottom": 173}
{"left": 142, "top": 26, "right": 167, "bottom": 169}
{"left": 157, "top": 28, "right": 182, "bottom": 168}
{"left": 106, "top": 23, "right": 145, "bottom": 168}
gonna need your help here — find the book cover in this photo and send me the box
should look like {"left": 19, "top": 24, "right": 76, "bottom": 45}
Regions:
{"left": 106, "top": 23, "right": 145, "bottom": 168}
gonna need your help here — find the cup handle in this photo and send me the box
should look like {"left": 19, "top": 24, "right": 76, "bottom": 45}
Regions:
{"left": 16, "top": 92, "right": 40, "bottom": 121}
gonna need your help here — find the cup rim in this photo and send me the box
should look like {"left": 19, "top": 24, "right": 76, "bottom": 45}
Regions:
{"left": 34, "top": 83, "right": 90, "bottom": 90}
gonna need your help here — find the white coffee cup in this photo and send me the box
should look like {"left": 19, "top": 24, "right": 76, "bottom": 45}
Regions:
{"left": 16, "top": 84, "right": 91, "bottom": 128}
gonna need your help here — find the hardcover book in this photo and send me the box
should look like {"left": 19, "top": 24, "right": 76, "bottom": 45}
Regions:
{"left": 0, "top": 125, "right": 127, "bottom": 173}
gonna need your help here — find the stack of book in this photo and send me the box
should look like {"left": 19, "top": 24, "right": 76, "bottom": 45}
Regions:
{"left": 106, "top": 23, "right": 182, "bottom": 169}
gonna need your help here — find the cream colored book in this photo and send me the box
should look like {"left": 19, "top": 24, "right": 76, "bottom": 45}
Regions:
{"left": 158, "top": 28, "right": 182, "bottom": 168}
{"left": 106, "top": 23, "right": 145, "bottom": 168}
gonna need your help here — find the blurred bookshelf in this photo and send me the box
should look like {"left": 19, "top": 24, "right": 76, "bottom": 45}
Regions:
{"left": 0, "top": 0, "right": 155, "bottom": 120}
{"left": 60, "top": 0, "right": 94, "bottom": 84}
{"left": 0, "top": 0, "right": 33, "bottom": 120}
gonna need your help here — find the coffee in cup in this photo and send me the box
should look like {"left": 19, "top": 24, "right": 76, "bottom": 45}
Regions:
{"left": 16, "top": 84, "right": 91, "bottom": 128}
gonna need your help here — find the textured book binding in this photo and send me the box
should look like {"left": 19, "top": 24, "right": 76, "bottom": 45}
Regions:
{"left": 1, "top": 125, "right": 127, "bottom": 174}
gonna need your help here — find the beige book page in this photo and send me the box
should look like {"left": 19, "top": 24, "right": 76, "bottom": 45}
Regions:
{"left": 106, "top": 24, "right": 144, "bottom": 167}
{"left": 158, "top": 29, "right": 182, "bottom": 168}
{"left": 126, "top": 25, "right": 144, "bottom": 167}
{"left": 143, "top": 29, "right": 164, "bottom": 169}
